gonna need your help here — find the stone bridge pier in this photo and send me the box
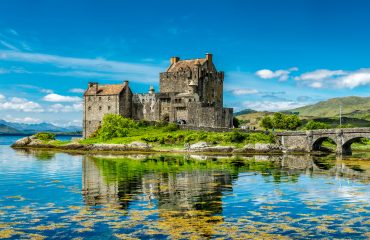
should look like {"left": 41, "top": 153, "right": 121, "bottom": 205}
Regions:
{"left": 276, "top": 128, "right": 370, "bottom": 155}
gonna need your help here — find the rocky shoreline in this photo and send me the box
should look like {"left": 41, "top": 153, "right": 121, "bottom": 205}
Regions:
{"left": 11, "top": 135, "right": 285, "bottom": 154}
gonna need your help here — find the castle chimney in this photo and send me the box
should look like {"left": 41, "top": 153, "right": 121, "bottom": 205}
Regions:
{"left": 206, "top": 53, "right": 212, "bottom": 68}
{"left": 88, "top": 82, "right": 98, "bottom": 93}
{"left": 170, "top": 56, "right": 180, "bottom": 64}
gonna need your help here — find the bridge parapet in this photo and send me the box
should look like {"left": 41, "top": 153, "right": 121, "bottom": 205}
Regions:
{"left": 275, "top": 127, "right": 370, "bottom": 155}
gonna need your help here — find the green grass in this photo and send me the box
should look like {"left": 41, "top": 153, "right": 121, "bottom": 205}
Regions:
{"left": 79, "top": 125, "right": 275, "bottom": 148}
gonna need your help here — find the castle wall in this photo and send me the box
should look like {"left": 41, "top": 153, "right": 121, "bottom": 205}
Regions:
{"left": 83, "top": 94, "right": 121, "bottom": 138}
{"left": 119, "top": 88, "right": 133, "bottom": 118}
{"left": 132, "top": 94, "right": 161, "bottom": 122}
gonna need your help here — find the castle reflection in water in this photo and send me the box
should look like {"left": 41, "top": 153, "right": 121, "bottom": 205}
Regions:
{"left": 82, "top": 154, "right": 370, "bottom": 210}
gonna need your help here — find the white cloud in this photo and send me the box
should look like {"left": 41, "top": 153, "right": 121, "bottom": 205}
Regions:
{"left": 0, "top": 50, "right": 163, "bottom": 83}
{"left": 242, "top": 100, "right": 306, "bottom": 111}
{"left": 0, "top": 97, "right": 44, "bottom": 112}
{"left": 69, "top": 88, "right": 85, "bottom": 93}
{"left": 295, "top": 69, "right": 346, "bottom": 81}
{"left": 309, "top": 82, "right": 323, "bottom": 89}
{"left": 256, "top": 67, "right": 298, "bottom": 81}
{"left": 43, "top": 93, "right": 81, "bottom": 102}
{"left": 4, "top": 115, "right": 41, "bottom": 124}
{"left": 52, "top": 119, "right": 82, "bottom": 127}
{"left": 48, "top": 103, "right": 83, "bottom": 113}
{"left": 336, "top": 69, "right": 370, "bottom": 89}
{"left": 0, "top": 94, "right": 5, "bottom": 101}
{"left": 295, "top": 68, "right": 370, "bottom": 89}
{"left": 231, "top": 89, "right": 259, "bottom": 95}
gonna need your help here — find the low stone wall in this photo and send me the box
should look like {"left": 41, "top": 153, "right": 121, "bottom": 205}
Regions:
{"left": 179, "top": 125, "right": 264, "bottom": 133}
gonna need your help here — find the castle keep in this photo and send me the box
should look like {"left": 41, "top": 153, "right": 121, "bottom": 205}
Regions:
{"left": 83, "top": 53, "right": 233, "bottom": 138}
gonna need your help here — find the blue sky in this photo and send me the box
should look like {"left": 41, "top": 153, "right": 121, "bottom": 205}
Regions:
{"left": 1, "top": 0, "right": 370, "bottom": 126}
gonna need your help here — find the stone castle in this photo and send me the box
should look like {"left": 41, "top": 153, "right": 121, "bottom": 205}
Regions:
{"left": 83, "top": 53, "right": 233, "bottom": 138}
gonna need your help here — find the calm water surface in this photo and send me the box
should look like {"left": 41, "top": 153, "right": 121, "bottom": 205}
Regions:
{"left": 0, "top": 135, "right": 369, "bottom": 239}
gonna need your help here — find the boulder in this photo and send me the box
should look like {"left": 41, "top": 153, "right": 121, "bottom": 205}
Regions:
{"left": 127, "top": 141, "right": 152, "bottom": 150}
{"left": 11, "top": 136, "right": 31, "bottom": 147}
{"left": 189, "top": 142, "right": 210, "bottom": 150}
{"left": 254, "top": 143, "right": 281, "bottom": 152}
{"left": 204, "top": 146, "right": 235, "bottom": 153}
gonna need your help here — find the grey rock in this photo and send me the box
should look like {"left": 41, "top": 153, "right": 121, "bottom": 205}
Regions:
{"left": 189, "top": 142, "right": 210, "bottom": 150}
{"left": 12, "top": 136, "right": 31, "bottom": 147}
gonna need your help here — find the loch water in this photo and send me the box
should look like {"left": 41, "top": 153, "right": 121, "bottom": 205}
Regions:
{"left": 0, "top": 135, "right": 369, "bottom": 239}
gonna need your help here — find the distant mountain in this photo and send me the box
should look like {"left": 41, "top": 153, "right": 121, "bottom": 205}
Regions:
{"left": 290, "top": 96, "right": 370, "bottom": 119}
{"left": 0, "top": 120, "right": 82, "bottom": 134}
{"left": 0, "top": 124, "right": 22, "bottom": 134}
{"left": 234, "top": 108, "right": 257, "bottom": 116}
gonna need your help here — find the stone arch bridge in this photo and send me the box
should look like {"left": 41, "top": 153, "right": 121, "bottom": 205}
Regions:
{"left": 276, "top": 128, "right": 370, "bottom": 155}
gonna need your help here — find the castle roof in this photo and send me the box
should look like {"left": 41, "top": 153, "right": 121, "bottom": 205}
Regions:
{"left": 166, "top": 58, "right": 207, "bottom": 72}
{"left": 84, "top": 84, "right": 128, "bottom": 96}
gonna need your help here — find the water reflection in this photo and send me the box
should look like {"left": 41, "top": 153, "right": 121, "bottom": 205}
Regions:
{"left": 5, "top": 148, "right": 370, "bottom": 239}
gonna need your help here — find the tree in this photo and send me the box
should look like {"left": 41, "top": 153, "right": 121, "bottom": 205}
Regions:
{"left": 233, "top": 117, "right": 240, "bottom": 128}
{"left": 260, "top": 113, "right": 301, "bottom": 130}
{"left": 304, "top": 120, "right": 330, "bottom": 130}
{"left": 260, "top": 116, "right": 273, "bottom": 129}
{"left": 97, "top": 114, "right": 136, "bottom": 140}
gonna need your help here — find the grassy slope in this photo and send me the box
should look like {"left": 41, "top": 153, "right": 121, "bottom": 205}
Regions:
{"left": 292, "top": 96, "right": 370, "bottom": 119}
{"left": 80, "top": 125, "right": 275, "bottom": 149}
{"left": 236, "top": 96, "right": 370, "bottom": 128}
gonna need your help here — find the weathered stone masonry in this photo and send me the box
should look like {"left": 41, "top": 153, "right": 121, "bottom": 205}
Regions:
{"left": 83, "top": 54, "right": 233, "bottom": 138}
{"left": 276, "top": 128, "right": 370, "bottom": 155}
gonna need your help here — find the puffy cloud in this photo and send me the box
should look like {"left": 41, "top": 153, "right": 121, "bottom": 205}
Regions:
{"left": 48, "top": 103, "right": 83, "bottom": 112}
{"left": 336, "top": 69, "right": 370, "bottom": 89}
{"left": 0, "top": 97, "right": 44, "bottom": 112}
{"left": 295, "top": 68, "right": 370, "bottom": 89}
{"left": 69, "top": 88, "right": 85, "bottom": 93}
{"left": 43, "top": 93, "right": 81, "bottom": 102}
{"left": 231, "top": 89, "right": 259, "bottom": 95}
{"left": 242, "top": 100, "right": 306, "bottom": 111}
{"left": 295, "top": 69, "right": 346, "bottom": 81}
{"left": 256, "top": 67, "right": 298, "bottom": 81}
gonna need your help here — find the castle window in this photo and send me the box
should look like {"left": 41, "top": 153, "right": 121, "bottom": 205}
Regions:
{"left": 99, "top": 97, "right": 102, "bottom": 101}
{"left": 108, "top": 96, "right": 111, "bottom": 101}
{"left": 108, "top": 106, "right": 111, "bottom": 110}
{"left": 99, "top": 106, "right": 102, "bottom": 111}
{"left": 88, "top": 106, "right": 91, "bottom": 111}
{"left": 88, "top": 121, "right": 91, "bottom": 124}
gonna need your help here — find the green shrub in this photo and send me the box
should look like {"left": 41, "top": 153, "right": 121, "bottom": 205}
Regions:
{"left": 228, "top": 130, "right": 246, "bottom": 143}
{"left": 304, "top": 120, "right": 330, "bottom": 130}
{"left": 260, "top": 113, "right": 301, "bottom": 130}
{"left": 184, "top": 133, "right": 198, "bottom": 143}
{"left": 163, "top": 123, "right": 179, "bottom": 132}
{"left": 141, "top": 135, "right": 158, "bottom": 142}
{"left": 97, "top": 114, "right": 136, "bottom": 140}
{"left": 35, "top": 132, "right": 56, "bottom": 141}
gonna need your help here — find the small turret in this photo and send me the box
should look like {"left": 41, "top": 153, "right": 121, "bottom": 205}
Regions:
{"left": 148, "top": 85, "right": 155, "bottom": 94}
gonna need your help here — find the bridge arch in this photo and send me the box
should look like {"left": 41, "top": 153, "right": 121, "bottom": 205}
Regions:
{"left": 342, "top": 136, "right": 367, "bottom": 155}
{"left": 311, "top": 136, "right": 338, "bottom": 153}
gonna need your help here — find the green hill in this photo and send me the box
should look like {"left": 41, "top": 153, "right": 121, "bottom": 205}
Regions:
{"left": 291, "top": 96, "right": 370, "bottom": 119}
{"left": 235, "top": 96, "right": 370, "bottom": 129}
